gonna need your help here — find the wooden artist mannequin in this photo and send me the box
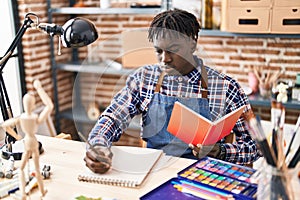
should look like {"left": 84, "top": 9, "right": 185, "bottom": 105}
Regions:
{"left": 1, "top": 79, "right": 53, "bottom": 199}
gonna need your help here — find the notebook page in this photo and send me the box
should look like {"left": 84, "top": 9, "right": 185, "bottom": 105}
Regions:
{"left": 78, "top": 146, "right": 163, "bottom": 187}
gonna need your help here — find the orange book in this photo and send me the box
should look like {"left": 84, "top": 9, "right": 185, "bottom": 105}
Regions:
{"left": 167, "top": 102, "right": 246, "bottom": 145}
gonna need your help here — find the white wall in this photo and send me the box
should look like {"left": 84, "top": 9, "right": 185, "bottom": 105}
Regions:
{"left": 0, "top": 1, "right": 22, "bottom": 122}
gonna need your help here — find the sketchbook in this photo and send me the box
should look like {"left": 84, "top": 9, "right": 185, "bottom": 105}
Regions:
{"left": 78, "top": 146, "right": 163, "bottom": 188}
{"left": 167, "top": 101, "right": 246, "bottom": 145}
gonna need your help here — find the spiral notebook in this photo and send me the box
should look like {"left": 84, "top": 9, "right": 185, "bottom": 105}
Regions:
{"left": 78, "top": 146, "right": 164, "bottom": 188}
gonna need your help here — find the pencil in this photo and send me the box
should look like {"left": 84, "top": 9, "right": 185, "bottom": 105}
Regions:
{"left": 77, "top": 131, "right": 109, "bottom": 163}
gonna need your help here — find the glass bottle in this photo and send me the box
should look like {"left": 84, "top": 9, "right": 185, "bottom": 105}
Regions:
{"left": 201, "top": 0, "right": 213, "bottom": 29}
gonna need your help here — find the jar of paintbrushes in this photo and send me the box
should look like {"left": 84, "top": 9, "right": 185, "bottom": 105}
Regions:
{"left": 257, "top": 161, "right": 299, "bottom": 200}
{"left": 252, "top": 66, "right": 282, "bottom": 99}
{"left": 246, "top": 108, "right": 300, "bottom": 200}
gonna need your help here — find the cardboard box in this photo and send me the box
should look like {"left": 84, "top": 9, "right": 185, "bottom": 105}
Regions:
{"left": 224, "top": 7, "right": 271, "bottom": 33}
{"left": 121, "top": 29, "right": 157, "bottom": 68}
{"left": 274, "top": 0, "right": 300, "bottom": 7}
{"left": 271, "top": 7, "right": 300, "bottom": 33}
{"left": 228, "top": 0, "right": 271, "bottom": 7}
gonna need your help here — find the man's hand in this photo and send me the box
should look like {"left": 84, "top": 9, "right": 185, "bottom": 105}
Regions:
{"left": 84, "top": 145, "right": 113, "bottom": 174}
{"left": 189, "top": 143, "right": 221, "bottom": 159}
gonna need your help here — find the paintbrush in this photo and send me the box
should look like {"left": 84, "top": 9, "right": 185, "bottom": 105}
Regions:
{"left": 247, "top": 116, "right": 277, "bottom": 166}
{"left": 288, "top": 146, "right": 300, "bottom": 168}
{"left": 285, "top": 115, "right": 300, "bottom": 158}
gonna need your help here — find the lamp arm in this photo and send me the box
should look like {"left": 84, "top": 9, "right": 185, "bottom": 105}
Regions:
{"left": 0, "top": 13, "right": 38, "bottom": 144}
{"left": 0, "top": 13, "right": 38, "bottom": 71}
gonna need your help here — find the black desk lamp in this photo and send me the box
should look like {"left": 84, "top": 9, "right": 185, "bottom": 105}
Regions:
{"left": 0, "top": 13, "right": 98, "bottom": 160}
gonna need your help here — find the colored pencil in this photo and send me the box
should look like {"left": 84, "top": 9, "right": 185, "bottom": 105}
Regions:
{"left": 179, "top": 180, "right": 233, "bottom": 198}
{"left": 175, "top": 184, "right": 233, "bottom": 200}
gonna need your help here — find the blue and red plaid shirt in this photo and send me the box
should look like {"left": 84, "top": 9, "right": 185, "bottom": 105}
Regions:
{"left": 88, "top": 57, "right": 261, "bottom": 165}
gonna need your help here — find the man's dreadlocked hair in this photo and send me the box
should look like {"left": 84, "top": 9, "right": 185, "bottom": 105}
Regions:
{"left": 148, "top": 9, "right": 200, "bottom": 43}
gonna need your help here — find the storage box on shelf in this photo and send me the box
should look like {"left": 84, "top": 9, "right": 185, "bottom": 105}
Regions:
{"left": 221, "top": 0, "right": 300, "bottom": 34}
{"left": 271, "top": 4, "right": 300, "bottom": 33}
{"left": 228, "top": 0, "right": 271, "bottom": 7}
{"left": 274, "top": 0, "right": 300, "bottom": 7}
{"left": 223, "top": 7, "right": 270, "bottom": 33}
{"left": 221, "top": 0, "right": 271, "bottom": 33}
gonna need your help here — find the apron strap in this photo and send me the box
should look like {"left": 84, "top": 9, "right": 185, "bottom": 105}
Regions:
{"left": 201, "top": 64, "right": 208, "bottom": 99}
{"left": 155, "top": 71, "right": 166, "bottom": 93}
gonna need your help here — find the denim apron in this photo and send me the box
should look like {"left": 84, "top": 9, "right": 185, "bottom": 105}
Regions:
{"left": 142, "top": 62, "right": 212, "bottom": 159}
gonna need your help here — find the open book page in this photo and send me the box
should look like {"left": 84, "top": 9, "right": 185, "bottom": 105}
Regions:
{"left": 167, "top": 103, "right": 211, "bottom": 145}
{"left": 167, "top": 101, "right": 246, "bottom": 145}
{"left": 78, "top": 146, "right": 163, "bottom": 188}
{"left": 202, "top": 105, "right": 246, "bottom": 145}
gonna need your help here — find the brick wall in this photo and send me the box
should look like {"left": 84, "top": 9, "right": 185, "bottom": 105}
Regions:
{"left": 197, "top": 36, "right": 300, "bottom": 123}
{"left": 17, "top": 0, "right": 300, "bottom": 145}
{"left": 17, "top": 0, "right": 77, "bottom": 135}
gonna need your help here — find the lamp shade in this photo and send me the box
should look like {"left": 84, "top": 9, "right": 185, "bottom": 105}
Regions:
{"left": 61, "top": 18, "right": 98, "bottom": 48}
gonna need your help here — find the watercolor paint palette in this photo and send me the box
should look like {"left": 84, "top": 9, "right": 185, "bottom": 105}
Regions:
{"left": 140, "top": 157, "right": 258, "bottom": 200}
{"left": 190, "top": 157, "right": 256, "bottom": 183}
{"left": 178, "top": 157, "right": 258, "bottom": 198}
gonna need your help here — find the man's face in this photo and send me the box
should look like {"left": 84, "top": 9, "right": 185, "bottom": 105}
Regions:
{"left": 153, "top": 32, "right": 196, "bottom": 75}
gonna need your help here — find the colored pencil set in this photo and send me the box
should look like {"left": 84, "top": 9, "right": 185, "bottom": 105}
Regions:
{"left": 172, "top": 179, "right": 234, "bottom": 200}
{"left": 246, "top": 100, "right": 300, "bottom": 200}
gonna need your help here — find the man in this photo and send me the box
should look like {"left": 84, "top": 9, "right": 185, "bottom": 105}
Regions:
{"left": 84, "top": 9, "right": 260, "bottom": 174}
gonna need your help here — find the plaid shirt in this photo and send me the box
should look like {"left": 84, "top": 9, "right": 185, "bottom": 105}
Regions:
{"left": 89, "top": 57, "right": 260, "bottom": 165}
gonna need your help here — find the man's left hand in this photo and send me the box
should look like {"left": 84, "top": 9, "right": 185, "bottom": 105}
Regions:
{"left": 189, "top": 143, "right": 220, "bottom": 159}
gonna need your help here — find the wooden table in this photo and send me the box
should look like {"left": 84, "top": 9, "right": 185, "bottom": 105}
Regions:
{"left": 1, "top": 135, "right": 194, "bottom": 200}
{"left": 1, "top": 128, "right": 299, "bottom": 200}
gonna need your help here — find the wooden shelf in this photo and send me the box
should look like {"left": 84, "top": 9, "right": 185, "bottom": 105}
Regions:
{"left": 49, "top": 7, "right": 300, "bottom": 38}
{"left": 50, "top": 7, "right": 161, "bottom": 15}
{"left": 60, "top": 108, "right": 141, "bottom": 131}
{"left": 200, "top": 29, "right": 300, "bottom": 38}
{"left": 56, "top": 61, "right": 134, "bottom": 76}
{"left": 248, "top": 94, "right": 300, "bottom": 109}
